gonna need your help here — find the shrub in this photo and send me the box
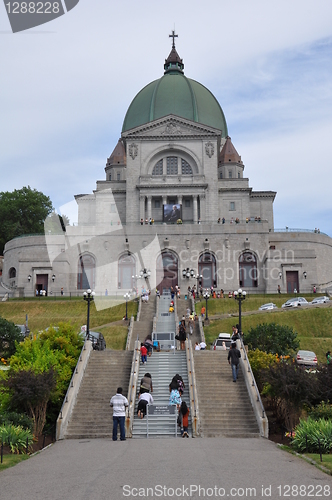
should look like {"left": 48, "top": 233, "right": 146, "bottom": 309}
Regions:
{"left": 0, "top": 411, "right": 33, "bottom": 432}
{"left": 245, "top": 323, "right": 299, "bottom": 356}
{"left": 0, "top": 317, "right": 25, "bottom": 359}
{"left": 248, "top": 349, "right": 277, "bottom": 390}
{"left": 0, "top": 423, "right": 33, "bottom": 454}
{"left": 308, "top": 401, "right": 332, "bottom": 421}
{"left": 292, "top": 418, "right": 332, "bottom": 453}
{"left": 263, "top": 361, "right": 318, "bottom": 430}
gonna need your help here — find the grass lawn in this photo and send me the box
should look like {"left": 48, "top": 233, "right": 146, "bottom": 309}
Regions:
{"left": 196, "top": 294, "right": 332, "bottom": 363}
{"left": 0, "top": 454, "right": 29, "bottom": 471}
{"left": 98, "top": 324, "right": 129, "bottom": 350}
{"left": 0, "top": 299, "right": 138, "bottom": 333}
{"left": 305, "top": 453, "right": 332, "bottom": 473}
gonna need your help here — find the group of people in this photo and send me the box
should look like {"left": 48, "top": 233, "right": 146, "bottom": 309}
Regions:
{"left": 140, "top": 218, "right": 155, "bottom": 225}
{"left": 169, "top": 374, "right": 190, "bottom": 437}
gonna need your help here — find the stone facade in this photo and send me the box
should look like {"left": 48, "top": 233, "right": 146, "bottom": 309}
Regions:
{"left": 2, "top": 47, "right": 332, "bottom": 300}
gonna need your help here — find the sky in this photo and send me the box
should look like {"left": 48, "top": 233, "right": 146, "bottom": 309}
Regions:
{"left": 1, "top": 0, "right": 332, "bottom": 235}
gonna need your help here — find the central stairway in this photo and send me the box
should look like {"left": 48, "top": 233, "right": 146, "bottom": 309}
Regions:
{"left": 132, "top": 351, "right": 191, "bottom": 438}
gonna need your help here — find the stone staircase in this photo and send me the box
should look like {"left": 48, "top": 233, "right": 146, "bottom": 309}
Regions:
{"left": 129, "top": 295, "right": 156, "bottom": 350}
{"left": 132, "top": 351, "right": 191, "bottom": 438}
{"left": 65, "top": 350, "right": 132, "bottom": 439}
{"left": 194, "top": 350, "right": 259, "bottom": 438}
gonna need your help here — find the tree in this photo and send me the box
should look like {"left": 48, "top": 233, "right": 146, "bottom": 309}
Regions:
{"left": 245, "top": 323, "right": 299, "bottom": 356}
{"left": 0, "top": 316, "right": 24, "bottom": 359}
{"left": 263, "top": 361, "right": 318, "bottom": 430}
{"left": 0, "top": 186, "right": 53, "bottom": 254}
{"left": 4, "top": 368, "right": 56, "bottom": 436}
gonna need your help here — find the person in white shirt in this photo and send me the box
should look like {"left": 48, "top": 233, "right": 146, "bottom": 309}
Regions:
{"left": 110, "top": 387, "right": 128, "bottom": 441}
{"left": 137, "top": 392, "right": 154, "bottom": 418}
{"left": 199, "top": 341, "right": 207, "bottom": 350}
{"left": 195, "top": 342, "right": 201, "bottom": 350}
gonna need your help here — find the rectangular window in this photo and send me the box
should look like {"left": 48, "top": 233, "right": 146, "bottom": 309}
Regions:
{"left": 167, "top": 156, "right": 178, "bottom": 175}
{"left": 230, "top": 202, "right": 235, "bottom": 211}
{"left": 229, "top": 170, "right": 233, "bottom": 178}
{"left": 219, "top": 171, "right": 223, "bottom": 179}
{"left": 117, "top": 173, "right": 121, "bottom": 181}
{"left": 238, "top": 172, "right": 240, "bottom": 179}
{"left": 185, "top": 199, "right": 190, "bottom": 208}
{"left": 155, "top": 200, "right": 160, "bottom": 208}
{"left": 109, "top": 174, "right": 112, "bottom": 181}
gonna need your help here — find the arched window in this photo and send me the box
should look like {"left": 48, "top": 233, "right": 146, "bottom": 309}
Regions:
{"left": 181, "top": 159, "right": 192, "bottom": 175}
{"left": 152, "top": 160, "right": 163, "bottom": 176}
{"left": 167, "top": 156, "right": 178, "bottom": 175}
{"left": 9, "top": 267, "right": 16, "bottom": 279}
{"left": 156, "top": 252, "right": 178, "bottom": 294}
{"left": 77, "top": 254, "right": 95, "bottom": 290}
{"left": 198, "top": 253, "right": 216, "bottom": 289}
{"left": 239, "top": 252, "right": 258, "bottom": 288}
{"left": 118, "top": 254, "right": 135, "bottom": 289}
{"left": 152, "top": 156, "right": 194, "bottom": 176}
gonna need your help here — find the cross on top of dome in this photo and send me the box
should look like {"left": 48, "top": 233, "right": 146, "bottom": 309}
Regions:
{"left": 164, "top": 30, "right": 184, "bottom": 74}
{"left": 169, "top": 29, "right": 178, "bottom": 49}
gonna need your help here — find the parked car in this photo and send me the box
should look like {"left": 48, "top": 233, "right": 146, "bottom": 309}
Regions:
{"left": 310, "top": 296, "right": 330, "bottom": 304}
{"left": 15, "top": 324, "right": 30, "bottom": 337}
{"left": 259, "top": 303, "right": 277, "bottom": 311}
{"left": 281, "top": 297, "right": 308, "bottom": 308}
{"left": 211, "top": 333, "right": 232, "bottom": 350}
{"left": 296, "top": 350, "right": 317, "bottom": 367}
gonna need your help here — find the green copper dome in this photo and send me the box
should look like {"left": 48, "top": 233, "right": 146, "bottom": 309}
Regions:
{"left": 122, "top": 45, "right": 228, "bottom": 136}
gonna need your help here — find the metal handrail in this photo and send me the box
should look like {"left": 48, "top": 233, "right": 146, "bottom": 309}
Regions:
{"left": 125, "top": 315, "right": 134, "bottom": 350}
{"left": 239, "top": 336, "right": 266, "bottom": 419}
{"left": 186, "top": 338, "right": 200, "bottom": 436}
{"left": 126, "top": 338, "right": 140, "bottom": 437}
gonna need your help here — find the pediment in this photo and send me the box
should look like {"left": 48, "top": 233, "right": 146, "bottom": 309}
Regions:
{"left": 121, "top": 115, "right": 222, "bottom": 140}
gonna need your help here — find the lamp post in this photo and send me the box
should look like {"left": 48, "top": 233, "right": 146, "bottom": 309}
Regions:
{"left": 203, "top": 290, "right": 210, "bottom": 321}
{"left": 124, "top": 292, "right": 130, "bottom": 321}
{"left": 234, "top": 288, "right": 246, "bottom": 338}
{"left": 83, "top": 289, "right": 95, "bottom": 338}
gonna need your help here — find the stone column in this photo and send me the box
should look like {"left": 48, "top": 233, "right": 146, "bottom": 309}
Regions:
{"left": 193, "top": 195, "right": 198, "bottom": 223}
{"left": 140, "top": 195, "right": 145, "bottom": 221}
{"left": 200, "top": 194, "right": 206, "bottom": 223}
{"left": 147, "top": 196, "right": 152, "bottom": 219}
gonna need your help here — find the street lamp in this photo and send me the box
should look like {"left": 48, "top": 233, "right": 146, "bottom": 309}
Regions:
{"left": 83, "top": 289, "right": 95, "bottom": 338}
{"left": 182, "top": 268, "right": 195, "bottom": 279}
{"left": 124, "top": 292, "right": 130, "bottom": 321}
{"left": 234, "top": 288, "right": 246, "bottom": 338}
{"left": 203, "top": 290, "right": 210, "bottom": 321}
{"left": 140, "top": 268, "right": 151, "bottom": 280}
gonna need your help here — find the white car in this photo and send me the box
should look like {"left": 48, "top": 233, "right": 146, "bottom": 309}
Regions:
{"left": 259, "top": 303, "right": 278, "bottom": 311}
{"left": 281, "top": 297, "right": 308, "bottom": 308}
{"left": 310, "top": 296, "right": 330, "bottom": 305}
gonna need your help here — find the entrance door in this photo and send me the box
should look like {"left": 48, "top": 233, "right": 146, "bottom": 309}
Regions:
{"left": 156, "top": 252, "right": 178, "bottom": 294}
{"left": 286, "top": 271, "right": 299, "bottom": 294}
{"left": 36, "top": 274, "right": 48, "bottom": 296}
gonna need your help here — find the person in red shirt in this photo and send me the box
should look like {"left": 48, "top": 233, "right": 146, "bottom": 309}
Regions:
{"left": 140, "top": 343, "right": 147, "bottom": 364}
{"left": 178, "top": 401, "right": 190, "bottom": 438}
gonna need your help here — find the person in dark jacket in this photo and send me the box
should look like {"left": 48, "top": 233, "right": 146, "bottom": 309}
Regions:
{"left": 228, "top": 342, "right": 241, "bottom": 382}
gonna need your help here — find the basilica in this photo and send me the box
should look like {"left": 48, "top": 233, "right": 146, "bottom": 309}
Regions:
{"left": 3, "top": 35, "right": 332, "bottom": 302}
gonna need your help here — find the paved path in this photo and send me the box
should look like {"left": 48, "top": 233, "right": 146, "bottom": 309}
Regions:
{"left": 1, "top": 438, "right": 331, "bottom": 500}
